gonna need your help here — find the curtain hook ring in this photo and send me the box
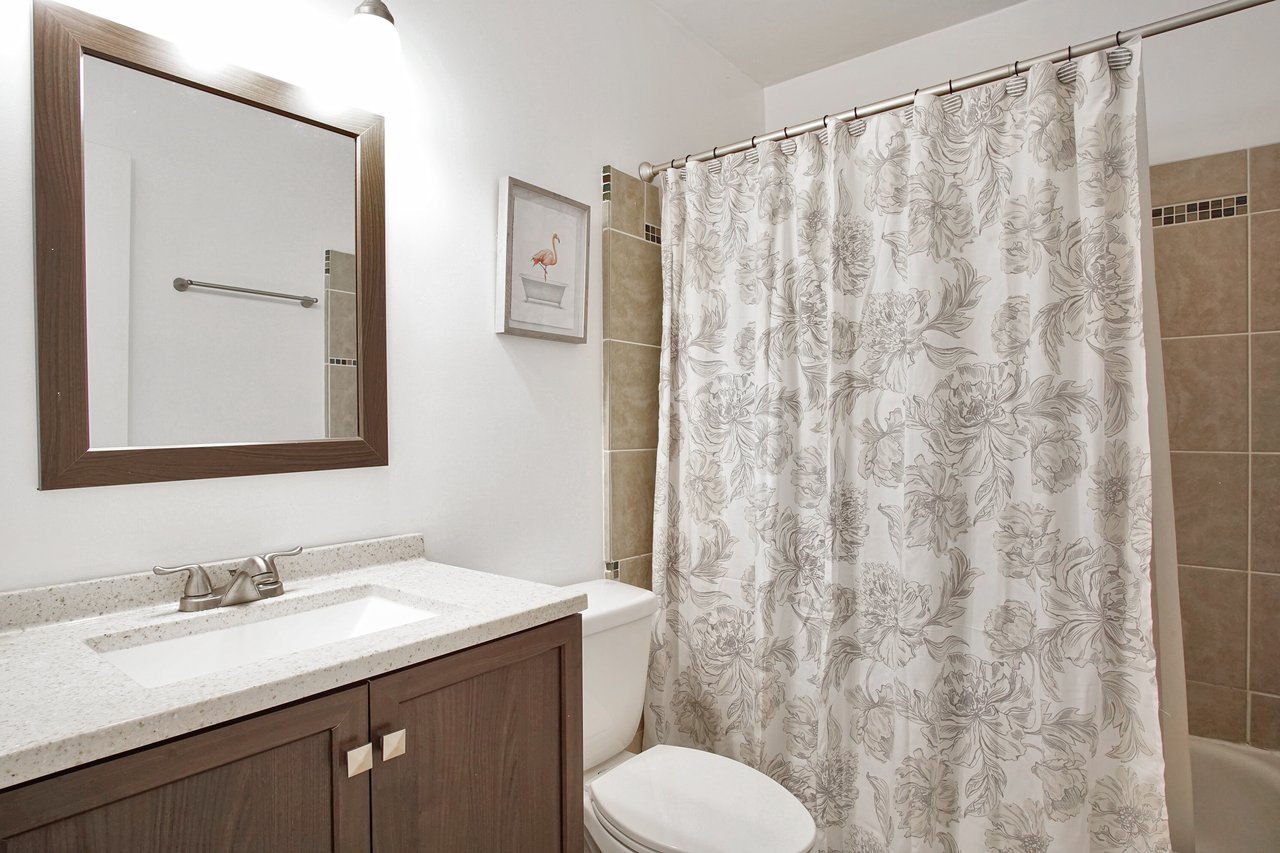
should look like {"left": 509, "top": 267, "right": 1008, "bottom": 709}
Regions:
{"left": 1013, "top": 59, "right": 1021, "bottom": 76}
{"left": 852, "top": 106, "right": 859, "bottom": 119}
{"left": 1116, "top": 30, "right": 1123, "bottom": 47}
{"left": 948, "top": 79, "right": 954, "bottom": 95}
{"left": 1067, "top": 44, "right": 1073, "bottom": 61}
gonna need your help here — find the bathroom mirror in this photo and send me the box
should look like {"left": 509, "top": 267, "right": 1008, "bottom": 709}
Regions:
{"left": 33, "top": 1, "right": 387, "bottom": 488}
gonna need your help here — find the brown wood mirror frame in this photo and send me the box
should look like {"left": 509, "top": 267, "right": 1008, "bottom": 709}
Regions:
{"left": 33, "top": 1, "right": 388, "bottom": 489}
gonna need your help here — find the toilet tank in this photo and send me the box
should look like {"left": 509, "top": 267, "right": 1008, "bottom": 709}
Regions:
{"left": 564, "top": 579, "right": 658, "bottom": 769}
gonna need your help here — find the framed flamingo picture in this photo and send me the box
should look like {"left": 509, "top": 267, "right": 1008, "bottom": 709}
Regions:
{"left": 496, "top": 176, "right": 591, "bottom": 343}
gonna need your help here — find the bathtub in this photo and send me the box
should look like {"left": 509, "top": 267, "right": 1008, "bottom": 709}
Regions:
{"left": 1188, "top": 735, "right": 1280, "bottom": 852}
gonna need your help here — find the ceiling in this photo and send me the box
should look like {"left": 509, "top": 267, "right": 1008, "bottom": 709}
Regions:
{"left": 648, "top": 0, "right": 1030, "bottom": 86}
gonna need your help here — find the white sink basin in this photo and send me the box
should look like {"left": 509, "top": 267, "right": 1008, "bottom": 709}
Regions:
{"left": 95, "top": 591, "right": 437, "bottom": 688}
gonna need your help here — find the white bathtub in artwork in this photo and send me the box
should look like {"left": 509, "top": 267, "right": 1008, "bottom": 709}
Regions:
{"left": 1188, "top": 735, "right": 1280, "bottom": 852}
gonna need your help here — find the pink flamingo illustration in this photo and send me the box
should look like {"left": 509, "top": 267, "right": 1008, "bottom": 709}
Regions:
{"left": 531, "top": 233, "right": 560, "bottom": 281}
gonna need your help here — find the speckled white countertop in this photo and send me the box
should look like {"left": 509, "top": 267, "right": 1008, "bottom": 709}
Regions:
{"left": 0, "top": 534, "right": 586, "bottom": 790}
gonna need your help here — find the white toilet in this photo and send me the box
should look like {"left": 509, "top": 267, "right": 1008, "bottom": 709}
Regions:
{"left": 566, "top": 579, "right": 817, "bottom": 853}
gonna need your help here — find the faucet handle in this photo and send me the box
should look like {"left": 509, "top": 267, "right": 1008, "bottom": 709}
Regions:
{"left": 260, "top": 546, "right": 302, "bottom": 580}
{"left": 153, "top": 563, "right": 214, "bottom": 598}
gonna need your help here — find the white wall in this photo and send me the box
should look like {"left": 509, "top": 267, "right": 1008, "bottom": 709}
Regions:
{"left": 83, "top": 56, "right": 352, "bottom": 446}
{"left": 0, "top": 0, "right": 762, "bottom": 592}
{"left": 763, "top": 0, "right": 1280, "bottom": 166}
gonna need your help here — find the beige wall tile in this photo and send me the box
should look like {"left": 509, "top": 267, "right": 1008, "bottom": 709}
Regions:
{"left": 644, "top": 181, "right": 662, "bottom": 229}
{"left": 1178, "top": 565, "right": 1248, "bottom": 687}
{"left": 1250, "top": 574, "right": 1280, "bottom": 694}
{"left": 1252, "top": 212, "right": 1280, "bottom": 331}
{"left": 1185, "top": 680, "right": 1247, "bottom": 742}
{"left": 327, "top": 291, "right": 358, "bottom": 361}
{"left": 605, "top": 341, "right": 660, "bottom": 451}
{"left": 1153, "top": 218, "right": 1248, "bottom": 337}
{"left": 618, "top": 554, "right": 652, "bottom": 590}
{"left": 1252, "top": 334, "right": 1280, "bottom": 451}
{"left": 327, "top": 364, "right": 358, "bottom": 438}
{"left": 1162, "top": 336, "right": 1248, "bottom": 451}
{"left": 603, "top": 231, "right": 663, "bottom": 346}
{"left": 608, "top": 169, "right": 645, "bottom": 238}
{"left": 1251, "top": 143, "right": 1280, "bottom": 213}
{"left": 1171, "top": 452, "right": 1249, "bottom": 569}
{"left": 1252, "top": 455, "right": 1280, "bottom": 574}
{"left": 1250, "top": 692, "right": 1280, "bottom": 750}
{"left": 1150, "top": 150, "right": 1246, "bottom": 207}
{"left": 608, "top": 451, "right": 656, "bottom": 561}
{"left": 326, "top": 249, "right": 356, "bottom": 294}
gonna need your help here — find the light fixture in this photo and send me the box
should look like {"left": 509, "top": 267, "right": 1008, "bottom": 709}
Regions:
{"left": 349, "top": 0, "right": 400, "bottom": 55}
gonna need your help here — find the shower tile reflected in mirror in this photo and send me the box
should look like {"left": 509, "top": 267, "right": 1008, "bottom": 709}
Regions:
{"left": 1152, "top": 143, "right": 1280, "bottom": 749}
{"left": 325, "top": 250, "right": 359, "bottom": 438}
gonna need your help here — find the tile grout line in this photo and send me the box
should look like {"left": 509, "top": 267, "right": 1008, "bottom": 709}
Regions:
{"left": 604, "top": 337, "right": 661, "bottom": 350}
{"left": 1161, "top": 331, "right": 1275, "bottom": 342}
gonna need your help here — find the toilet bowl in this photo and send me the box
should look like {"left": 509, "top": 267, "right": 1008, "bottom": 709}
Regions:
{"left": 566, "top": 580, "right": 816, "bottom": 853}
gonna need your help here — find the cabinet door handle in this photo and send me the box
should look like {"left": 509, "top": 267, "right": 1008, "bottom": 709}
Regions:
{"left": 381, "top": 729, "right": 407, "bottom": 762}
{"left": 347, "top": 743, "right": 373, "bottom": 778}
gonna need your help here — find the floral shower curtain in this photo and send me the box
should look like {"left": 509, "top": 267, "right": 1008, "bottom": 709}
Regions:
{"left": 646, "top": 41, "right": 1169, "bottom": 853}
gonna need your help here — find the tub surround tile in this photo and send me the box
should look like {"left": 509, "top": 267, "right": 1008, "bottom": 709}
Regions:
{"left": 1249, "top": 693, "right": 1280, "bottom": 750}
{"left": 603, "top": 230, "right": 663, "bottom": 347}
{"left": 1152, "top": 218, "right": 1248, "bottom": 337}
{"left": 0, "top": 535, "right": 587, "bottom": 790}
{"left": 1150, "top": 150, "right": 1247, "bottom": 207}
{"left": 1250, "top": 574, "right": 1280, "bottom": 695}
{"left": 327, "top": 364, "right": 359, "bottom": 438}
{"left": 1171, "top": 453, "right": 1250, "bottom": 570}
{"left": 1251, "top": 143, "right": 1280, "bottom": 212}
{"left": 1252, "top": 455, "right": 1280, "bottom": 573}
{"left": 608, "top": 451, "right": 657, "bottom": 561}
{"left": 1252, "top": 334, "right": 1280, "bottom": 451}
{"left": 617, "top": 554, "right": 653, "bottom": 591}
{"left": 1178, "top": 566, "right": 1248, "bottom": 688}
{"left": 1253, "top": 212, "right": 1280, "bottom": 332}
{"left": 605, "top": 341, "right": 660, "bottom": 451}
{"left": 644, "top": 181, "right": 662, "bottom": 229}
{"left": 1162, "top": 335, "right": 1249, "bottom": 451}
{"left": 326, "top": 290, "right": 358, "bottom": 361}
{"left": 1185, "top": 680, "right": 1247, "bottom": 742}
{"left": 606, "top": 168, "right": 645, "bottom": 238}
{"left": 325, "top": 249, "right": 356, "bottom": 294}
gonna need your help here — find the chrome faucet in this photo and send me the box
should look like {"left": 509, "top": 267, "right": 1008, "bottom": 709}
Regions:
{"left": 154, "top": 546, "right": 302, "bottom": 612}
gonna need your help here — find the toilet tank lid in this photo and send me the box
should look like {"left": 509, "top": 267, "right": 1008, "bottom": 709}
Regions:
{"left": 563, "top": 579, "right": 657, "bottom": 636}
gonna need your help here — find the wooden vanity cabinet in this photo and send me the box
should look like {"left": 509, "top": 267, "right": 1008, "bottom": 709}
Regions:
{"left": 0, "top": 616, "right": 583, "bottom": 853}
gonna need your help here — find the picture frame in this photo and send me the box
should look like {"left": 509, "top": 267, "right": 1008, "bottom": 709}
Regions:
{"left": 496, "top": 177, "right": 590, "bottom": 344}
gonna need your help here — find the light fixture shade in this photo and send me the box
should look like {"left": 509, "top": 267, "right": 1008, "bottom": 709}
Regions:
{"left": 354, "top": 0, "right": 395, "bottom": 26}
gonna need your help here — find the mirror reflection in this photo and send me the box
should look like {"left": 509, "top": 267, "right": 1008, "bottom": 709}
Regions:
{"left": 81, "top": 56, "right": 357, "bottom": 447}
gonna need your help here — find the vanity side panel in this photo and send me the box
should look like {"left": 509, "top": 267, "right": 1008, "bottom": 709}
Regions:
{"left": 0, "top": 685, "right": 370, "bottom": 853}
{"left": 370, "top": 615, "right": 583, "bottom": 853}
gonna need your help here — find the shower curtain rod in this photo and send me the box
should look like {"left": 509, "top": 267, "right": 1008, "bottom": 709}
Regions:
{"left": 639, "top": 0, "right": 1275, "bottom": 182}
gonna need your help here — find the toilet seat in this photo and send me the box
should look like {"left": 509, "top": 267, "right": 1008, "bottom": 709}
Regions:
{"left": 586, "top": 745, "right": 817, "bottom": 853}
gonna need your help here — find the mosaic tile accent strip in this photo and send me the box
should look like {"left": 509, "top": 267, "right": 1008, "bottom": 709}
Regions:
{"left": 644, "top": 223, "right": 661, "bottom": 245}
{"left": 1153, "top": 194, "right": 1248, "bottom": 227}
{"left": 328, "top": 357, "right": 357, "bottom": 366}
{"left": 602, "top": 165, "right": 612, "bottom": 201}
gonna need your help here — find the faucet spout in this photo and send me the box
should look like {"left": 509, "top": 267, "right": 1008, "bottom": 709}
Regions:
{"left": 155, "top": 546, "right": 300, "bottom": 612}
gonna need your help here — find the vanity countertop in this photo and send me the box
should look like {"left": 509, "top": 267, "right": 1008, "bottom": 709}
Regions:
{"left": 0, "top": 535, "right": 587, "bottom": 790}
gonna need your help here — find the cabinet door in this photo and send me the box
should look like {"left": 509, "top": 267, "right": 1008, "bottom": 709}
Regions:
{"left": 370, "top": 616, "right": 583, "bottom": 853}
{"left": 0, "top": 686, "right": 370, "bottom": 853}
